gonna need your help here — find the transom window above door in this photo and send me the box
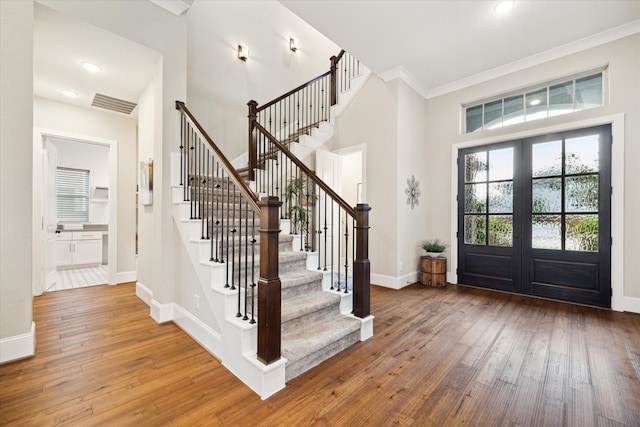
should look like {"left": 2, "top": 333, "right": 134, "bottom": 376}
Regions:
{"left": 463, "top": 68, "right": 605, "bottom": 133}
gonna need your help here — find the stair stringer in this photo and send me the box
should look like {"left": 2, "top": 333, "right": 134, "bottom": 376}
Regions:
{"left": 169, "top": 185, "right": 287, "bottom": 400}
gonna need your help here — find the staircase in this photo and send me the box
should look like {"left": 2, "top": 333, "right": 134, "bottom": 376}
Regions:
{"left": 235, "top": 50, "right": 371, "bottom": 176}
{"left": 171, "top": 99, "right": 372, "bottom": 399}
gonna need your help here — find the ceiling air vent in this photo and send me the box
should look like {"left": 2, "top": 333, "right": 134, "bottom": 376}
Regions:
{"left": 91, "top": 93, "right": 137, "bottom": 115}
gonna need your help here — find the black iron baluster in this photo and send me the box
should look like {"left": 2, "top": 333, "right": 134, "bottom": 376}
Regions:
{"left": 231, "top": 180, "right": 237, "bottom": 292}
{"left": 243, "top": 201, "right": 249, "bottom": 321}
{"left": 305, "top": 173, "right": 310, "bottom": 251}
{"left": 352, "top": 216, "right": 355, "bottom": 293}
{"left": 344, "top": 209, "right": 349, "bottom": 294}
{"left": 213, "top": 162, "right": 220, "bottom": 262}
{"left": 250, "top": 211, "right": 256, "bottom": 324}
{"left": 323, "top": 190, "right": 328, "bottom": 271}
{"left": 235, "top": 190, "right": 241, "bottom": 317}
{"left": 223, "top": 171, "right": 229, "bottom": 286}
{"left": 180, "top": 115, "right": 184, "bottom": 188}
{"left": 330, "top": 200, "right": 335, "bottom": 290}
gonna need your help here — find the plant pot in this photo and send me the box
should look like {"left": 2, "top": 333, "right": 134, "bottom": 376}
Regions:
{"left": 426, "top": 252, "right": 444, "bottom": 258}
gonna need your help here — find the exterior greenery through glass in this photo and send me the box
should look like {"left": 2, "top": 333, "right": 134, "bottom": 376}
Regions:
{"left": 464, "top": 70, "right": 604, "bottom": 133}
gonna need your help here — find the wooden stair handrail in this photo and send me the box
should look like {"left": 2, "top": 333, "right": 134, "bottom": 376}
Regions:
{"left": 176, "top": 101, "right": 260, "bottom": 213}
{"left": 252, "top": 120, "right": 357, "bottom": 218}
{"left": 256, "top": 71, "right": 331, "bottom": 113}
{"left": 255, "top": 49, "right": 345, "bottom": 113}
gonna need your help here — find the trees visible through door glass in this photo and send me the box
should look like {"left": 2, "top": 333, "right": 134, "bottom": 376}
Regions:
{"left": 532, "top": 140, "right": 562, "bottom": 177}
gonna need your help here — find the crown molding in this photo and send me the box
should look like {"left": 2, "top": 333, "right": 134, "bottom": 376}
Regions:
{"left": 426, "top": 19, "right": 640, "bottom": 99}
{"left": 148, "top": 0, "right": 194, "bottom": 17}
{"left": 380, "top": 20, "right": 640, "bottom": 100}
{"left": 379, "top": 66, "right": 430, "bottom": 99}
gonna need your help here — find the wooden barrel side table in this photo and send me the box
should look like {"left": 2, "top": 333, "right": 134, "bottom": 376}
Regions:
{"left": 420, "top": 256, "right": 447, "bottom": 287}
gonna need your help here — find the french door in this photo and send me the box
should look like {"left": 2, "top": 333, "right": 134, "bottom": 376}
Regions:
{"left": 458, "top": 125, "right": 611, "bottom": 307}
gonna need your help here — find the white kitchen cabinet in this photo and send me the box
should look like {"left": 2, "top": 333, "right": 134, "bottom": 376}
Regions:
{"left": 56, "top": 231, "right": 102, "bottom": 268}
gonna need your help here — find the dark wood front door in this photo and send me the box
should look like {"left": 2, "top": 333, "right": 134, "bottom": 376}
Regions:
{"left": 458, "top": 125, "right": 611, "bottom": 307}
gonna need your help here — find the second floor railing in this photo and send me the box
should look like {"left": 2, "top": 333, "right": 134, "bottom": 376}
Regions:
{"left": 247, "top": 50, "right": 362, "bottom": 181}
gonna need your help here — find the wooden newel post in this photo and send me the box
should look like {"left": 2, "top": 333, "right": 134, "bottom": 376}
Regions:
{"left": 329, "top": 55, "right": 338, "bottom": 106}
{"left": 353, "top": 203, "right": 371, "bottom": 318}
{"left": 247, "top": 100, "right": 258, "bottom": 182}
{"left": 257, "top": 196, "right": 282, "bottom": 365}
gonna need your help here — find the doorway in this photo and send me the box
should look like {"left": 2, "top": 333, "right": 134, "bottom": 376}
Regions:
{"left": 457, "top": 124, "right": 611, "bottom": 307}
{"left": 33, "top": 130, "right": 118, "bottom": 296}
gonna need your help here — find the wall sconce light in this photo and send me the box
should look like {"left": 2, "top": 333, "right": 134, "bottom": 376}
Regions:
{"left": 289, "top": 37, "right": 298, "bottom": 52}
{"left": 238, "top": 44, "right": 249, "bottom": 61}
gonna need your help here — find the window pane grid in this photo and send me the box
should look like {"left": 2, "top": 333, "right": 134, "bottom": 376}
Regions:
{"left": 464, "top": 148, "right": 514, "bottom": 247}
{"left": 465, "top": 71, "right": 604, "bottom": 133}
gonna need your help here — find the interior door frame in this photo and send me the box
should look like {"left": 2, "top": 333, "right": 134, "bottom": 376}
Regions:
{"left": 450, "top": 114, "right": 625, "bottom": 311}
{"left": 32, "top": 128, "right": 118, "bottom": 295}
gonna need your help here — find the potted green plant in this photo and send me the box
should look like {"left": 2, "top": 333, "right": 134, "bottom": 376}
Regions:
{"left": 421, "top": 239, "right": 447, "bottom": 258}
{"left": 284, "top": 176, "right": 317, "bottom": 249}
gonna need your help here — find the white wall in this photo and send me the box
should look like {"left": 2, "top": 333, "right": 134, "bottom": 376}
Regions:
{"left": 136, "top": 60, "right": 162, "bottom": 296}
{"left": 34, "top": 97, "right": 137, "bottom": 273}
{"left": 186, "top": 0, "right": 340, "bottom": 159}
{"left": 329, "top": 76, "right": 429, "bottom": 288}
{"left": 395, "top": 80, "right": 429, "bottom": 284}
{"left": 330, "top": 76, "right": 399, "bottom": 284}
{"left": 39, "top": 0, "right": 188, "bottom": 311}
{"left": 50, "top": 138, "right": 110, "bottom": 224}
{"left": 0, "top": 0, "right": 34, "bottom": 358}
{"left": 424, "top": 34, "right": 640, "bottom": 302}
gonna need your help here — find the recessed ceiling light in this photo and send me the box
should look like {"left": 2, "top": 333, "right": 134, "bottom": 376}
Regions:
{"left": 81, "top": 61, "right": 102, "bottom": 72}
{"left": 529, "top": 99, "right": 541, "bottom": 106}
{"left": 494, "top": 1, "right": 514, "bottom": 14}
{"left": 61, "top": 90, "right": 79, "bottom": 98}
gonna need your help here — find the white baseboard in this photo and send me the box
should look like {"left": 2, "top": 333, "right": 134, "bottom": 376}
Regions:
{"left": 136, "top": 281, "right": 153, "bottom": 306}
{"left": 622, "top": 296, "right": 640, "bottom": 314}
{"left": 0, "top": 322, "right": 36, "bottom": 363}
{"left": 172, "top": 305, "right": 223, "bottom": 358}
{"left": 371, "top": 271, "right": 418, "bottom": 289}
{"left": 150, "top": 299, "right": 174, "bottom": 324}
{"left": 115, "top": 270, "right": 137, "bottom": 284}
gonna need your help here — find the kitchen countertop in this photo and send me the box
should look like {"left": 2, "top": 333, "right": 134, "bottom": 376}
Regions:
{"left": 57, "top": 224, "right": 108, "bottom": 232}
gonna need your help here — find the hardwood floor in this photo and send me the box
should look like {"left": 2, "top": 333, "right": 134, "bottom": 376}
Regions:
{"left": 1, "top": 282, "right": 639, "bottom": 426}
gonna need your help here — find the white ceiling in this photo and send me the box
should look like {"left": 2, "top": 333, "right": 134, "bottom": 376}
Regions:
{"left": 34, "top": 3, "right": 161, "bottom": 116}
{"left": 33, "top": 0, "right": 640, "bottom": 115}
{"left": 279, "top": 0, "right": 640, "bottom": 98}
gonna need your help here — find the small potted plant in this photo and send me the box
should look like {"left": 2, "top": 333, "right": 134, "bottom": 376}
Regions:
{"left": 421, "top": 239, "right": 447, "bottom": 258}
{"left": 419, "top": 239, "right": 448, "bottom": 287}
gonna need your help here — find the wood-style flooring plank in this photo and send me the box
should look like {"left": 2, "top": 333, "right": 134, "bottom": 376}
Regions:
{"left": 1, "top": 282, "right": 639, "bottom": 426}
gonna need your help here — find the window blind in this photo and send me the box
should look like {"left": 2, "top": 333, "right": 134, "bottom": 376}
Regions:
{"left": 56, "top": 167, "right": 89, "bottom": 222}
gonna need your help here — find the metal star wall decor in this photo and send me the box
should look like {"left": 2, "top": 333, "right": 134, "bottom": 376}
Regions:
{"left": 405, "top": 175, "right": 420, "bottom": 209}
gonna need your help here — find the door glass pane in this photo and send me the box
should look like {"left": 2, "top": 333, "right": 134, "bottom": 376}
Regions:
{"left": 566, "top": 214, "right": 598, "bottom": 251}
{"left": 575, "top": 74, "right": 602, "bottom": 111}
{"left": 503, "top": 95, "right": 524, "bottom": 126}
{"left": 465, "top": 215, "right": 486, "bottom": 245}
{"left": 489, "top": 182, "right": 513, "bottom": 213}
{"left": 484, "top": 100, "right": 503, "bottom": 130}
{"left": 532, "top": 178, "right": 561, "bottom": 213}
{"left": 466, "top": 105, "right": 483, "bottom": 133}
{"left": 489, "top": 215, "right": 513, "bottom": 247}
{"left": 566, "top": 135, "right": 599, "bottom": 174}
{"left": 465, "top": 152, "right": 487, "bottom": 182}
{"left": 532, "top": 214, "right": 562, "bottom": 250}
{"left": 532, "top": 140, "right": 562, "bottom": 177}
{"left": 465, "top": 183, "right": 486, "bottom": 213}
{"left": 489, "top": 148, "right": 513, "bottom": 181}
{"left": 549, "top": 81, "right": 574, "bottom": 117}
{"left": 566, "top": 175, "right": 598, "bottom": 212}
{"left": 525, "top": 88, "right": 548, "bottom": 122}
